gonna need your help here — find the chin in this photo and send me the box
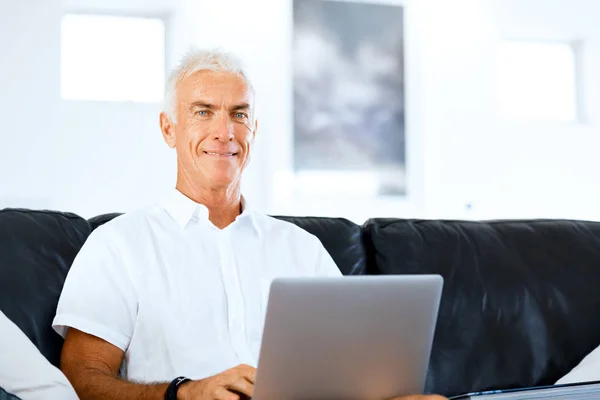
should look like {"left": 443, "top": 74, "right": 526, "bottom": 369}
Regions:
{"left": 207, "top": 175, "right": 237, "bottom": 188}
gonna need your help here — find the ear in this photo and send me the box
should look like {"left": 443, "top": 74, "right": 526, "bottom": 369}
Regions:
{"left": 252, "top": 118, "right": 259, "bottom": 141}
{"left": 160, "top": 112, "right": 176, "bottom": 148}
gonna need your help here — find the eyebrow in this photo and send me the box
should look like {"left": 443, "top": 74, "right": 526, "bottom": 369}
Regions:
{"left": 190, "top": 101, "right": 250, "bottom": 112}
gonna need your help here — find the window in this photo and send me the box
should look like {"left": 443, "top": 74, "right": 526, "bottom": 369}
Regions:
{"left": 61, "top": 14, "right": 165, "bottom": 103}
{"left": 495, "top": 40, "right": 578, "bottom": 122}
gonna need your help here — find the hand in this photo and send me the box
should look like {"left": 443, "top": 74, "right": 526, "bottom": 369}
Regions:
{"left": 178, "top": 364, "right": 256, "bottom": 400}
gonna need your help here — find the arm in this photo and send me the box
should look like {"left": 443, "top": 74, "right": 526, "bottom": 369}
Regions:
{"left": 61, "top": 328, "right": 170, "bottom": 400}
{"left": 53, "top": 225, "right": 159, "bottom": 399}
{"left": 62, "top": 329, "right": 257, "bottom": 400}
{"left": 54, "top": 225, "right": 257, "bottom": 400}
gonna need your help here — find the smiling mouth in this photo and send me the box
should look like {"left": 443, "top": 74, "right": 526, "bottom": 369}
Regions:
{"left": 204, "top": 151, "right": 238, "bottom": 157}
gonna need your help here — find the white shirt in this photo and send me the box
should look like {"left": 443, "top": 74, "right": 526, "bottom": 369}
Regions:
{"left": 0, "top": 311, "right": 79, "bottom": 400}
{"left": 52, "top": 189, "right": 341, "bottom": 383}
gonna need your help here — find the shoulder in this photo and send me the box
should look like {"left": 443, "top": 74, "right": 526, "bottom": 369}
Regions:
{"left": 254, "top": 214, "right": 324, "bottom": 247}
{"left": 88, "top": 205, "right": 165, "bottom": 239}
{"left": 79, "top": 205, "right": 168, "bottom": 256}
{"left": 94, "top": 205, "right": 163, "bottom": 232}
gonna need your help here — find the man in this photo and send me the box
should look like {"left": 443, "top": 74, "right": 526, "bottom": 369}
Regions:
{"left": 52, "top": 48, "right": 446, "bottom": 400}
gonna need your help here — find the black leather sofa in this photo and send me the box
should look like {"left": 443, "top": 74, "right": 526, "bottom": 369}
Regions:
{"left": 1, "top": 207, "right": 600, "bottom": 398}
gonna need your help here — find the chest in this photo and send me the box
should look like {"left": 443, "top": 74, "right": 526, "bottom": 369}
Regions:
{"left": 128, "top": 225, "right": 311, "bottom": 345}
{"left": 133, "top": 226, "right": 305, "bottom": 306}
{"left": 120, "top": 221, "right": 319, "bottom": 380}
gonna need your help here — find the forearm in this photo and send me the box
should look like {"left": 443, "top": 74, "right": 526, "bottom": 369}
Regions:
{"left": 69, "top": 368, "right": 170, "bottom": 400}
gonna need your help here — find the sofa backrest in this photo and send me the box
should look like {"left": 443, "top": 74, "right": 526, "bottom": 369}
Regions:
{"left": 2, "top": 209, "right": 600, "bottom": 398}
{"left": 0, "top": 210, "right": 368, "bottom": 367}
{"left": 364, "top": 218, "right": 600, "bottom": 396}
{"left": 0, "top": 208, "right": 90, "bottom": 368}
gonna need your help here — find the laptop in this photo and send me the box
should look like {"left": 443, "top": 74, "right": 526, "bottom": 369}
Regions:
{"left": 252, "top": 275, "right": 444, "bottom": 400}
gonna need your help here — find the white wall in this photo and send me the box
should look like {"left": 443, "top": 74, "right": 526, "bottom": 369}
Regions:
{"left": 0, "top": 0, "right": 178, "bottom": 218}
{"left": 171, "top": 0, "right": 600, "bottom": 222}
{"left": 171, "top": 0, "right": 427, "bottom": 222}
{"left": 1, "top": 0, "right": 600, "bottom": 222}
{"left": 0, "top": 0, "right": 62, "bottom": 210}
{"left": 418, "top": 0, "right": 600, "bottom": 221}
{"left": 56, "top": 0, "right": 179, "bottom": 218}
{"left": 0, "top": 0, "right": 273, "bottom": 218}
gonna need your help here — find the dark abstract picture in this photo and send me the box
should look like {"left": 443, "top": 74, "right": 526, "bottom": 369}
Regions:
{"left": 293, "top": 0, "right": 406, "bottom": 195}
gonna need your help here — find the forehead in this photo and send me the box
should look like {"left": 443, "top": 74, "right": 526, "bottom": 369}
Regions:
{"left": 176, "top": 70, "right": 253, "bottom": 105}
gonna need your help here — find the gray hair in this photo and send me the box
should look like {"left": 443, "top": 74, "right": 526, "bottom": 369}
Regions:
{"left": 163, "top": 48, "right": 255, "bottom": 123}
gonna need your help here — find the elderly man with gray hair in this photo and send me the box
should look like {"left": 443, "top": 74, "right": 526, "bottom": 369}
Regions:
{"left": 51, "top": 48, "right": 446, "bottom": 400}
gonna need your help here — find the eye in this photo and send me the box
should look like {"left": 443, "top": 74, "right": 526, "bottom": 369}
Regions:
{"left": 234, "top": 112, "right": 248, "bottom": 119}
{"left": 196, "top": 110, "right": 209, "bottom": 116}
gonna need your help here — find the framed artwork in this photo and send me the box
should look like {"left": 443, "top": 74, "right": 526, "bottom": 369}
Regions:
{"left": 292, "top": 0, "right": 406, "bottom": 196}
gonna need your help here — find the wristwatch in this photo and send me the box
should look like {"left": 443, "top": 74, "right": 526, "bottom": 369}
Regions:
{"left": 165, "top": 376, "right": 191, "bottom": 400}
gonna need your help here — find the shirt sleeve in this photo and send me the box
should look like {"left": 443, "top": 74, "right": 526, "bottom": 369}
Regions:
{"left": 52, "top": 223, "right": 137, "bottom": 352}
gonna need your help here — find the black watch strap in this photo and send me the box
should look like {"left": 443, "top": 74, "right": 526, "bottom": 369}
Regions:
{"left": 165, "top": 376, "right": 191, "bottom": 400}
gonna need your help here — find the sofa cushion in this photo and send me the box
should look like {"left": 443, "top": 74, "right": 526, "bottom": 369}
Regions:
{"left": 363, "top": 218, "right": 600, "bottom": 397}
{"left": 0, "top": 209, "right": 91, "bottom": 367}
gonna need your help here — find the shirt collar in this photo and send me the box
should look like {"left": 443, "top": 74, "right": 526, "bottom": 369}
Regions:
{"left": 162, "top": 188, "right": 261, "bottom": 237}
{"left": 162, "top": 188, "right": 207, "bottom": 229}
{"left": 239, "top": 196, "right": 262, "bottom": 237}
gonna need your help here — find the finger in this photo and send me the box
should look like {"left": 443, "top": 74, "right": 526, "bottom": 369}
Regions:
{"left": 237, "top": 364, "right": 257, "bottom": 383}
{"left": 225, "top": 377, "right": 254, "bottom": 398}
{"left": 216, "top": 387, "right": 239, "bottom": 400}
{"left": 244, "top": 368, "right": 257, "bottom": 384}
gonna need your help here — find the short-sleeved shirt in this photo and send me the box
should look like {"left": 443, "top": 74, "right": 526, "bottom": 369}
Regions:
{"left": 52, "top": 189, "right": 341, "bottom": 383}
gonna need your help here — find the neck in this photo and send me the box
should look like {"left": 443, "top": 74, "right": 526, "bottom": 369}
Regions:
{"left": 176, "top": 178, "right": 242, "bottom": 230}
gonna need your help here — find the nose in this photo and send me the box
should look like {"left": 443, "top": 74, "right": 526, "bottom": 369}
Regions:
{"left": 212, "top": 113, "right": 234, "bottom": 143}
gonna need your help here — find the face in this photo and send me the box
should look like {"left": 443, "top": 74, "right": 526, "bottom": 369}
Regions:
{"left": 160, "top": 70, "right": 257, "bottom": 192}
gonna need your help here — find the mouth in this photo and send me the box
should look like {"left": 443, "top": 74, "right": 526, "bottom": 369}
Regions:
{"left": 203, "top": 151, "right": 238, "bottom": 157}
